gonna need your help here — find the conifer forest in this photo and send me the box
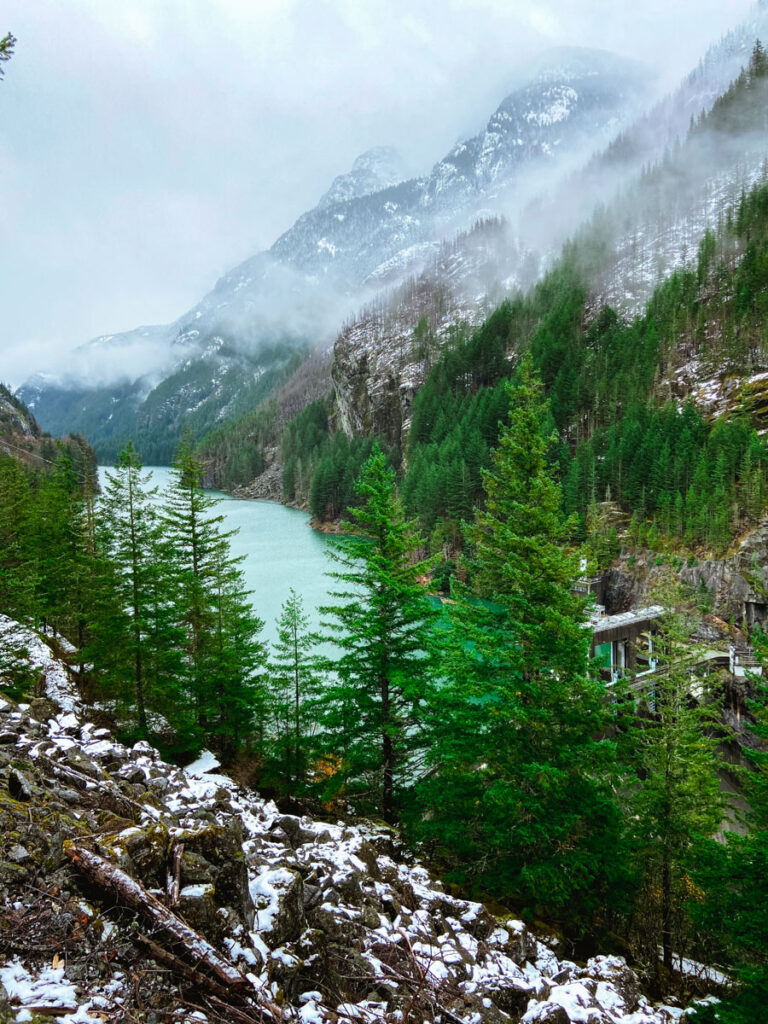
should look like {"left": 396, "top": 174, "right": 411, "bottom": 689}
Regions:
{"left": 2, "top": 11, "right": 768, "bottom": 1024}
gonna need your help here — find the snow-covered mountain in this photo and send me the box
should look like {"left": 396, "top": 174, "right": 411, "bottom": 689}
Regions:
{"left": 18, "top": 48, "right": 654, "bottom": 462}
{"left": 270, "top": 48, "right": 649, "bottom": 285}
{"left": 326, "top": 5, "right": 768, "bottom": 453}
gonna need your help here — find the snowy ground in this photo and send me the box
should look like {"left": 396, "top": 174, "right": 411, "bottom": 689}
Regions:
{"left": 0, "top": 619, "right": 726, "bottom": 1023}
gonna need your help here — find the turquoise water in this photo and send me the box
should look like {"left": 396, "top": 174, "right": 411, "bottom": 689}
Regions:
{"left": 98, "top": 466, "right": 336, "bottom": 647}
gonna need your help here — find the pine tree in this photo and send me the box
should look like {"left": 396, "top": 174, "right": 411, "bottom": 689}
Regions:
{"left": 162, "top": 430, "right": 266, "bottom": 759}
{"left": 32, "top": 447, "right": 94, "bottom": 643}
{"left": 0, "top": 32, "right": 15, "bottom": 79}
{"left": 689, "top": 630, "right": 768, "bottom": 1023}
{"left": 317, "top": 445, "right": 438, "bottom": 823}
{"left": 88, "top": 443, "right": 187, "bottom": 740}
{"left": 413, "top": 357, "right": 622, "bottom": 924}
{"left": 621, "top": 576, "right": 724, "bottom": 976}
{"left": 265, "top": 589, "right": 324, "bottom": 788}
{"left": 0, "top": 454, "right": 37, "bottom": 621}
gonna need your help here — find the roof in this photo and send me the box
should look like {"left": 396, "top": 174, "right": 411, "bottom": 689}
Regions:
{"left": 591, "top": 605, "right": 665, "bottom": 636}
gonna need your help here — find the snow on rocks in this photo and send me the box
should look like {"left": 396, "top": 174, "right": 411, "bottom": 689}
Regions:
{"left": 0, "top": 614, "right": 80, "bottom": 712}
{"left": 0, "top": 618, "right": 720, "bottom": 1022}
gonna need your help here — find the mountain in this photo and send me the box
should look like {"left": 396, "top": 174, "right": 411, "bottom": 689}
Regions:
{"left": 325, "top": 8, "right": 768, "bottom": 456}
{"left": 197, "top": 5, "right": 768, "bottom": 501}
{"left": 195, "top": 13, "right": 768, "bottom": 523}
{"left": 269, "top": 48, "right": 649, "bottom": 285}
{"left": 18, "top": 48, "right": 653, "bottom": 463}
{"left": 316, "top": 144, "right": 408, "bottom": 209}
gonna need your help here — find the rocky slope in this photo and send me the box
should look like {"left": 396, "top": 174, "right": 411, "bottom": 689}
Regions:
{"left": 0, "top": 384, "right": 39, "bottom": 446}
{"left": 0, "top": 614, "right": 720, "bottom": 1024}
{"left": 0, "top": 384, "right": 97, "bottom": 481}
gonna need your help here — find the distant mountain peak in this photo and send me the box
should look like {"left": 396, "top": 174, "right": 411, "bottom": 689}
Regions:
{"left": 317, "top": 145, "right": 408, "bottom": 209}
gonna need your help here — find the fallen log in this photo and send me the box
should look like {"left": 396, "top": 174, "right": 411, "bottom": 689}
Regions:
{"left": 13, "top": 1007, "right": 77, "bottom": 1017}
{"left": 136, "top": 932, "right": 233, "bottom": 1001}
{"left": 65, "top": 845, "right": 248, "bottom": 992}
{"left": 166, "top": 840, "right": 184, "bottom": 907}
{"left": 137, "top": 935, "right": 280, "bottom": 1024}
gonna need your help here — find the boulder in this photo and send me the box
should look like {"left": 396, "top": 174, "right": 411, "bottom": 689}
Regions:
{"left": 8, "top": 768, "right": 32, "bottom": 801}
{"left": 28, "top": 696, "right": 59, "bottom": 722}
{"left": 252, "top": 867, "right": 305, "bottom": 948}
{"left": 544, "top": 981, "right": 616, "bottom": 1023}
{"left": 178, "top": 884, "right": 222, "bottom": 941}
{"left": 503, "top": 919, "right": 539, "bottom": 964}
{"left": 180, "top": 850, "right": 216, "bottom": 885}
{"left": 584, "top": 955, "right": 642, "bottom": 1015}
{"left": 481, "top": 978, "right": 537, "bottom": 1016}
{"left": 186, "top": 821, "right": 253, "bottom": 929}
{"left": 522, "top": 1002, "right": 570, "bottom": 1024}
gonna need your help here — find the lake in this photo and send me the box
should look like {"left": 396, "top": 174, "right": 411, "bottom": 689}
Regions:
{"left": 98, "top": 465, "right": 337, "bottom": 647}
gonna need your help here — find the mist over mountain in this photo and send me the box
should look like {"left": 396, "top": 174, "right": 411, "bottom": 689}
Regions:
{"left": 17, "top": 47, "right": 655, "bottom": 462}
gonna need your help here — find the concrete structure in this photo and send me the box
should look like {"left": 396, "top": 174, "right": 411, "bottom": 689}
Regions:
{"left": 590, "top": 605, "right": 664, "bottom": 684}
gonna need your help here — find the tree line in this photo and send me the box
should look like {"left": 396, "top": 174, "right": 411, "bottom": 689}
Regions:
{"left": 2, "top": 366, "right": 765, "bottom": 1016}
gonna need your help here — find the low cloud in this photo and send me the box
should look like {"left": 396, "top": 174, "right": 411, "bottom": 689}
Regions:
{"left": 0, "top": 0, "right": 757, "bottom": 387}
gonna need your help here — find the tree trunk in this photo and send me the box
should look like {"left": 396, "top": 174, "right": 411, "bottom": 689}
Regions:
{"left": 66, "top": 845, "right": 248, "bottom": 990}
{"left": 382, "top": 672, "right": 394, "bottom": 824}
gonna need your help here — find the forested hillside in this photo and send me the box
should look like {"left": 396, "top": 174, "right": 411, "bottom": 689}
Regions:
{"left": 6, "top": 22, "right": 768, "bottom": 1024}
{"left": 206, "top": 45, "right": 768, "bottom": 568}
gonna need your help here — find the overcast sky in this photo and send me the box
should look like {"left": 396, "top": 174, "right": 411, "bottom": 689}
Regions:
{"left": 0, "top": 0, "right": 757, "bottom": 386}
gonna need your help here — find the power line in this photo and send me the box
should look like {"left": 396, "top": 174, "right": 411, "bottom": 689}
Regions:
{"left": 0, "top": 437, "right": 57, "bottom": 465}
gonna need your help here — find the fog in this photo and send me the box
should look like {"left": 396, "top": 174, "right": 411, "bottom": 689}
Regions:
{"left": 0, "top": 0, "right": 758, "bottom": 387}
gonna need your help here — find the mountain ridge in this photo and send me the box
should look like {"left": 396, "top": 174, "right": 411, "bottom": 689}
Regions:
{"left": 18, "top": 47, "right": 655, "bottom": 463}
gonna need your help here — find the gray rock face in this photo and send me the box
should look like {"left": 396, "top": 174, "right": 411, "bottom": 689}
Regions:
{"left": 681, "top": 525, "right": 768, "bottom": 626}
{"left": 608, "top": 525, "right": 768, "bottom": 628}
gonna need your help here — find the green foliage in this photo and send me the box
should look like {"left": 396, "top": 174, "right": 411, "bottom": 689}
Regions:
{"left": 410, "top": 360, "right": 622, "bottom": 926}
{"left": 86, "top": 443, "right": 188, "bottom": 741}
{"left": 316, "top": 446, "right": 439, "bottom": 822}
{"left": 281, "top": 399, "right": 331, "bottom": 502}
{"left": 309, "top": 432, "right": 399, "bottom": 522}
{"left": 264, "top": 589, "right": 324, "bottom": 789}
{"left": 161, "top": 430, "right": 267, "bottom": 760}
{"left": 0, "top": 637, "right": 37, "bottom": 703}
{"left": 688, "top": 628, "right": 768, "bottom": 1021}
{"left": 565, "top": 401, "right": 768, "bottom": 551}
{"left": 404, "top": 168, "right": 768, "bottom": 556}
{"left": 0, "top": 31, "right": 15, "bottom": 78}
{"left": 618, "top": 578, "right": 724, "bottom": 975}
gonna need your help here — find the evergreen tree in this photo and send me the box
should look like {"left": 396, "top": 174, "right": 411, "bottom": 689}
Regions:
{"left": 412, "top": 357, "right": 622, "bottom": 925}
{"left": 621, "top": 577, "right": 724, "bottom": 976}
{"left": 265, "top": 589, "right": 324, "bottom": 788}
{"left": 0, "top": 31, "right": 15, "bottom": 79}
{"left": 32, "top": 447, "right": 95, "bottom": 643}
{"left": 317, "top": 445, "right": 438, "bottom": 823}
{"left": 689, "top": 630, "right": 768, "bottom": 1023}
{"left": 0, "top": 454, "right": 37, "bottom": 621}
{"left": 162, "top": 430, "right": 266, "bottom": 759}
{"left": 88, "top": 444, "right": 187, "bottom": 740}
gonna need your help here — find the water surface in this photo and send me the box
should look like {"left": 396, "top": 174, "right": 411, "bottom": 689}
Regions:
{"left": 98, "top": 465, "right": 336, "bottom": 647}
